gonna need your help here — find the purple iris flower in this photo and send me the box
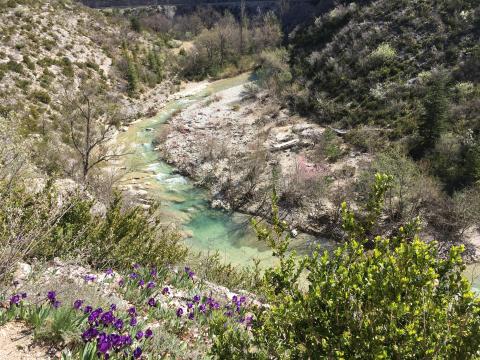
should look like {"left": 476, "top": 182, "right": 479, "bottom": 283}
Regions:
{"left": 225, "top": 310, "right": 233, "bottom": 317}
{"left": 73, "top": 299, "right": 84, "bottom": 310}
{"left": 162, "top": 287, "right": 170, "bottom": 295}
{"left": 145, "top": 328, "right": 153, "bottom": 339}
{"left": 128, "top": 307, "right": 136, "bottom": 316}
{"left": 113, "top": 318, "right": 124, "bottom": 330}
{"left": 133, "top": 347, "right": 142, "bottom": 359}
{"left": 97, "top": 338, "right": 111, "bottom": 354}
{"left": 184, "top": 267, "right": 195, "bottom": 279}
{"left": 81, "top": 327, "right": 99, "bottom": 342}
{"left": 123, "top": 335, "right": 133, "bottom": 346}
{"left": 130, "top": 317, "right": 138, "bottom": 326}
{"left": 105, "top": 268, "right": 113, "bottom": 276}
{"left": 84, "top": 274, "right": 96, "bottom": 282}
{"left": 240, "top": 296, "right": 246, "bottom": 303}
{"left": 110, "top": 333, "right": 122, "bottom": 348}
{"left": 47, "top": 291, "right": 56, "bottom": 301}
{"left": 176, "top": 308, "right": 183, "bottom": 317}
{"left": 52, "top": 300, "right": 61, "bottom": 308}
{"left": 150, "top": 267, "right": 157, "bottom": 277}
{"left": 135, "top": 331, "right": 143, "bottom": 340}
{"left": 138, "top": 280, "right": 145, "bottom": 287}
{"left": 110, "top": 303, "right": 117, "bottom": 311}
{"left": 245, "top": 315, "right": 253, "bottom": 328}
{"left": 118, "top": 279, "right": 125, "bottom": 287}
{"left": 84, "top": 305, "right": 93, "bottom": 314}
{"left": 133, "top": 263, "right": 140, "bottom": 269}
{"left": 188, "top": 312, "right": 194, "bottom": 320}
{"left": 187, "top": 302, "right": 193, "bottom": 310}
{"left": 232, "top": 295, "right": 238, "bottom": 303}
{"left": 21, "top": 293, "right": 27, "bottom": 299}
{"left": 147, "top": 281, "right": 155, "bottom": 289}
{"left": 199, "top": 304, "right": 206, "bottom": 313}
{"left": 129, "top": 273, "right": 139, "bottom": 279}
{"left": 88, "top": 308, "right": 103, "bottom": 323}
{"left": 193, "top": 295, "right": 200, "bottom": 303}
{"left": 9, "top": 294, "right": 21, "bottom": 306}
{"left": 97, "top": 333, "right": 112, "bottom": 354}
{"left": 100, "top": 311, "right": 114, "bottom": 325}
{"left": 147, "top": 298, "right": 156, "bottom": 307}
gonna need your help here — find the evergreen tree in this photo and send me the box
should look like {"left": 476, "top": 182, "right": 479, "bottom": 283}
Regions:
{"left": 414, "top": 72, "right": 449, "bottom": 158}
{"left": 125, "top": 51, "right": 138, "bottom": 95}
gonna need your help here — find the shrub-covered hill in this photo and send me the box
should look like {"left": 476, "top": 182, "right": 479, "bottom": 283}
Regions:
{"left": 289, "top": 0, "right": 479, "bottom": 141}
{"left": 0, "top": 0, "right": 171, "bottom": 177}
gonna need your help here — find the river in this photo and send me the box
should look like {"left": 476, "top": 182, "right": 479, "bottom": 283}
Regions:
{"left": 114, "top": 72, "right": 480, "bottom": 290}
{"left": 115, "top": 73, "right": 334, "bottom": 268}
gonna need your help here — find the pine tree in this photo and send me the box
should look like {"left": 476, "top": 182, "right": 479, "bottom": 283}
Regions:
{"left": 125, "top": 52, "right": 138, "bottom": 95}
{"left": 415, "top": 72, "right": 448, "bottom": 157}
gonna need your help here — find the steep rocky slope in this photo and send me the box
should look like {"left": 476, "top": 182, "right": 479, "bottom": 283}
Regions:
{"left": 0, "top": 0, "right": 174, "bottom": 179}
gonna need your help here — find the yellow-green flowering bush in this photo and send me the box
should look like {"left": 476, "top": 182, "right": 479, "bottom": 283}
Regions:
{"left": 210, "top": 174, "right": 480, "bottom": 359}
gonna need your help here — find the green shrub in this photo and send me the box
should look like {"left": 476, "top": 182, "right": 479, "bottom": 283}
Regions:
{"left": 210, "top": 175, "right": 480, "bottom": 358}
{"left": 256, "top": 48, "right": 292, "bottom": 98}
{"left": 31, "top": 89, "right": 51, "bottom": 104}
{"left": 0, "top": 180, "right": 187, "bottom": 281}
{"left": 318, "top": 128, "right": 344, "bottom": 162}
{"left": 22, "top": 54, "right": 35, "bottom": 70}
{"left": 60, "top": 57, "right": 74, "bottom": 78}
{"left": 32, "top": 192, "right": 187, "bottom": 270}
{"left": 5, "top": 60, "right": 24, "bottom": 74}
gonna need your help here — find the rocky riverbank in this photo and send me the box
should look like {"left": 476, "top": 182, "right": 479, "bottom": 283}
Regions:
{"left": 157, "top": 79, "right": 372, "bottom": 238}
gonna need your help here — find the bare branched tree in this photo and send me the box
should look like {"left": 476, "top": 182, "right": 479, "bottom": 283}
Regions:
{"left": 240, "top": 0, "right": 246, "bottom": 55}
{"left": 62, "top": 81, "right": 127, "bottom": 182}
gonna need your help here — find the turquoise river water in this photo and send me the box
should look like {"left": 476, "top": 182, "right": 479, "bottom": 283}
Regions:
{"left": 116, "top": 73, "right": 334, "bottom": 268}
{"left": 116, "top": 72, "right": 480, "bottom": 290}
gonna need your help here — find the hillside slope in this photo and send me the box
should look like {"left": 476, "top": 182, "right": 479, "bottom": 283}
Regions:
{"left": 0, "top": 0, "right": 172, "bottom": 180}
{"left": 290, "top": 0, "right": 479, "bottom": 133}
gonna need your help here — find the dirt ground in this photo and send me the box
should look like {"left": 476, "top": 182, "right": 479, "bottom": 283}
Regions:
{"left": 0, "top": 322, "right": 50, "bottom": 360}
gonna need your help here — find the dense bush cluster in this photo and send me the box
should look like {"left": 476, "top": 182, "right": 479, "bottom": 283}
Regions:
{"left": 209, "top": 175, "right": 480, "bottom": 359}
{"left": 0, "top": 181, "right": 186, "bottom": 281}
{"left": 178, "top": 11, "right": 282, "bottom": 79}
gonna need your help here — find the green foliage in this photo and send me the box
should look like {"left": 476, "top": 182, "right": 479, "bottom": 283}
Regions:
{"left": 147, "top": 48, "right": 163, "bottom": 84}
{"left": 210, "top": 174, "right": 480, "bottom": 358}
{"left": 188, "top": 251, "right": 263, "bottom": 292}
{"left": 209, "top": 312, "right": 253, "bottom": 359}
{"left": 130, "top": 17, "right": 141, "bottom": 32}
{"left": 0, "top": 60, "right": 24, "bottom": 75}
{"left": 60, "top": 56, "right": 74, "bottom": 78}
{"left": 288, "top": 0, "right": 478, "bottom": 138}
{"left": 0, "top": 181, "right": 186, "bottom": 278}
{"left": 180, "top": 10, "right": 282, "bottom": 80}
{"left": 413, "top": 72, "right": 449, "bottom": 158}
{"left": 22, "top": 54, "right": 35, "bottom": 70}
{"left": 256, "top": 48, "right": 292, "bottom": 98}
{"left": 125, "top": 51, "right": 139, "bottom": 95}
{"left": 30, "top": 89, "right": 51, "bottom": 104}
{"left": 33, "top": 192, "right": 187, "bottom": 270}
{"left": 32, "top": 306, "right": 83, "bottom": 345}
{"left": 315, "top": 128, "right": 344, "bottom": 163}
